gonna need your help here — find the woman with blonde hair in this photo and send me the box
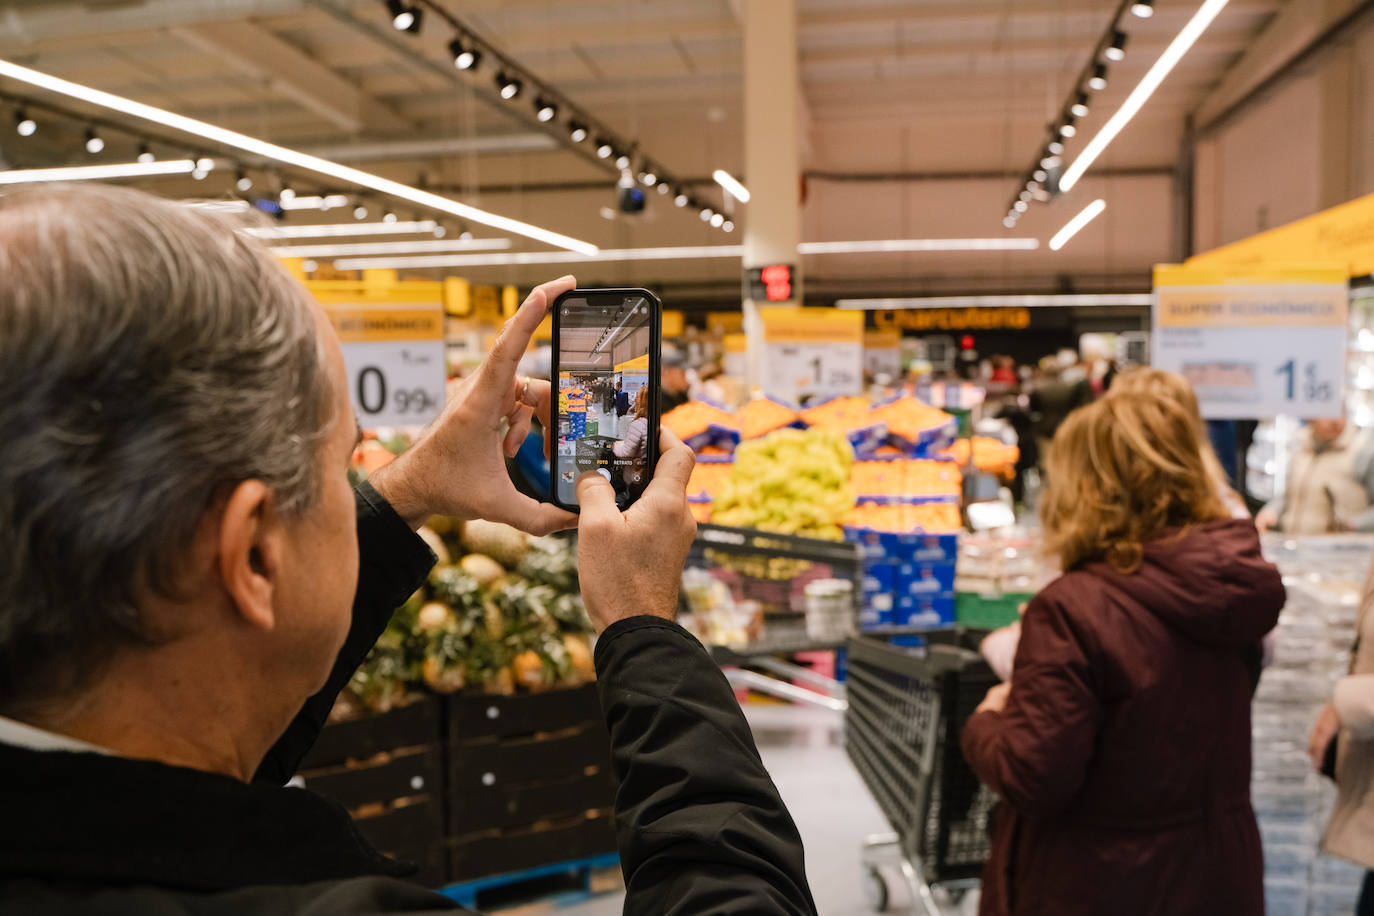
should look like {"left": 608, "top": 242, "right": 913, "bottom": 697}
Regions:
{"left": 961, "top": 391, "right": 1285, "bottom": 916}
{"left": 1110, "top": 366, "right": 1248, "bottom": 517}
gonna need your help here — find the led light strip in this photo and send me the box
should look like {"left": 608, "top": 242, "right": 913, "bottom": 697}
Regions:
{"left": 0, "top": 57, "right": 598, "bottom": 255}
{"left": 244, "top": 220, "right": 440, "bottom": 239}
{"left": 1048, "top": 199, "right": 1107, "bottom": 251}
{"left": 713, "top": 169, "right": 751, "bottom": 204}
{"left": 280, "top": 194, "right": 350, "bottom": 211}
{"left": 334, "top": 245, "right": 745, "bottom": 271}
{"left": 331, "top": 238, "right": 1042, "bottom": 270}
{"left": 836, "top": 292, "right": 1153, "bottom": 309}
{"left": 799, "top": 239, "right": 1040, "bottom": 254}
{"left": 1060, "top": 0, "right": 1230, "bottom": 192}
{"left": 0, "top": 159, "right": 198, "bottom": 184}
{"left": 270, "top": 238, "right": 513, "bottom": 258}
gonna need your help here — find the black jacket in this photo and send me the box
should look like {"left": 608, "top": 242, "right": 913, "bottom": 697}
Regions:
{"left": 0, "top": 482, "right": 816, "bottom": 915}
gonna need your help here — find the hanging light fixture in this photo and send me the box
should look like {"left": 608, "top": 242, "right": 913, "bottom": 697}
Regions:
{"left": 534, "top": 97, "right": 557, "bottom": 122}
{"left": 84, "top": 128, "right": 104, "bottom": 153}
{"left": 569, "top": 121, "right": 588, "bottom": 143}
{"left": 14, "top": 109, "right": 35, "bottom": 137}
{"left": 448, "top": 38, "right": 479, "bottom": 70}
{"left": 1088, "top": 64, "right": 1108, "bottom": 91}
{"left": 1131, "top": 0, "right": 1155, "bottom": 18}
{"left": 496, "top": 72, "right": 523, "bottom": 100}
{"left": 1105, "top": 31, "right": 1128, "bottom": 62}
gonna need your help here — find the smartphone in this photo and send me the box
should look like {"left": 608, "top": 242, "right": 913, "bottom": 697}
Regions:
{"left": 549, "top": 288, "right": 662, "bottom": 512}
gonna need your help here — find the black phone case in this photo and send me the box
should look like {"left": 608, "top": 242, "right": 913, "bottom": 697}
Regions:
{"left": 548, "top": 288, "right": 662, "bottom": 513}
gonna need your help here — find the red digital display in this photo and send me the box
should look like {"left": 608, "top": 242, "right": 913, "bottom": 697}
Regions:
{"left": 759, "top": 264, "right": 792, "bottom": 301}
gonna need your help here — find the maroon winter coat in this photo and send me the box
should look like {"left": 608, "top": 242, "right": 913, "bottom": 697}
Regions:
{"left": 961, "top": 519, "right": 1285, "bottom": 916}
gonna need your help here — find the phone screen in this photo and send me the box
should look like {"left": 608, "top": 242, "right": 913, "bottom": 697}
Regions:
{"left": 552, "top": 290, "right": 660, "bottom": 510}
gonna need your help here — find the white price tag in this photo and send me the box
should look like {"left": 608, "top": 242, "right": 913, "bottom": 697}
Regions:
{"left": 764, "top": 341, "right": 862, "bottom": 402}
{"left": 325, "top": 304, "right": 446, "bottom": 429}
{"left": 1152, "top": 276, "right": 1347, "bottom": 420}
{"left": 759, "top": 306, "right": 864, "bottom": 403}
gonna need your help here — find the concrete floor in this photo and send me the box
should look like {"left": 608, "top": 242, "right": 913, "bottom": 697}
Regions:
{"left": 545, "top": 702, "right": 975, "bottom": 916}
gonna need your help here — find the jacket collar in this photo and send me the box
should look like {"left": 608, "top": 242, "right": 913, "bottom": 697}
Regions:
{"left": 0, "top": 741, "right": 410, "bottom": 892}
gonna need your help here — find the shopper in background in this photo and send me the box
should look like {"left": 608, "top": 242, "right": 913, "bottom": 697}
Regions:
{"left": 1028, "top": 356, "right": 1093, "bottom": 470}
{"left": 611, "top": 386, "right": 652, "bottom": 487}
{"left": 962, "top": 392, "right": 1285, "bottom": 916}
{"left": 1256, "top": 416, "right": 1374, "bottom": 534}
{"left": 0, "top": 185, "right": 816, "bottom": 916}
{"left": 661, "top": 346, "right": 692, "bottom": 413}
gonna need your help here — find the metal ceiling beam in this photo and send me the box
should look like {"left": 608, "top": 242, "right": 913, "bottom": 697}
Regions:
{"left": 305, "top": 0, "right": 614, "bottom": 175}
{"left": 0, "top": 0, "right": 310, "bottom": 47}
{"left": 170, "top": 19, "right": 412, "bottom": 134}
{"left": 302, "top": 132, "right": 559, "bottom": 161}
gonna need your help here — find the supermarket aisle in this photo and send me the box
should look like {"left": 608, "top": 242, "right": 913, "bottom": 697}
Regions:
{"left": 552, "top": 701, "right": 945, "bottom": 916}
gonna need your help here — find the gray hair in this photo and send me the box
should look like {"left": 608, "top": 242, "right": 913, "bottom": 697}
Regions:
{"left": 0, "top": 183, "right": 334, "bottom": 712}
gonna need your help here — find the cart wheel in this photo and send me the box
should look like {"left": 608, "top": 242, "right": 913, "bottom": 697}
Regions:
{"left": 863, "top": 867, "right": 890, "bottom": 912}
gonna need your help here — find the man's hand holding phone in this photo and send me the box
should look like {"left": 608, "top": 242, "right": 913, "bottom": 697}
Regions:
{"left": 575, "top": 429, "right": 697, "bottom": 632}
{"left": 370, "top": 276, "right": 578, "bottom": 535}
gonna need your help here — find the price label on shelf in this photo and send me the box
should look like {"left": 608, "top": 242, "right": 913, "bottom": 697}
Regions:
{"left": 759, "top": 306, "right": 863, "bottom": 402}
{"left": 1152, "top": 266, "right": 1348, "bottom": 419}
{"left": 325, "top": 304, "right": 446, "bottom": 429}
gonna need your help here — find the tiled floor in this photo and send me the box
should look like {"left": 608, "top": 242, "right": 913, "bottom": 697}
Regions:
{"left": 545, "top": 702, "right": 971, "bottom": 916}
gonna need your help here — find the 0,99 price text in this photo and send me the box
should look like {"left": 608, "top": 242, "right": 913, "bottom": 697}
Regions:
{"left": 356, "top": 365, "right": 441, "bottom": 417}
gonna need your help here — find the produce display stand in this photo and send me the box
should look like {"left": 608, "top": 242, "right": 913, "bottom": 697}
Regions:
{"left": 844, "top": 633, "right": 998, "bottom": 914}
{"left": 685, "top": 523, "right": 863, "bottom": 711}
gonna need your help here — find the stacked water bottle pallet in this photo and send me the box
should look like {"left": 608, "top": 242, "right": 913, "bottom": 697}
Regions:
{"left": 1257, "top": 535, "right": 1372, "bottom": 916}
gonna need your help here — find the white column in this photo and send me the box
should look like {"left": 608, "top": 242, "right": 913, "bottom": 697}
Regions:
{"left": 742, "top": 0, "right": 802, "bottom": 391}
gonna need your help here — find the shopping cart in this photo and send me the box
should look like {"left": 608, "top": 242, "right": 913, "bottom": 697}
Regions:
{"left": 844, "top": 632, "right": 999, "bottom": 914}
{"left": 681, "top": 523, "right": 864, "bottom": 710}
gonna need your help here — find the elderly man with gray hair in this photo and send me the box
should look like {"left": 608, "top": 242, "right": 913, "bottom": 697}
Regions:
{"left": 0, "top": 184, "right": 815, "bottom": 916}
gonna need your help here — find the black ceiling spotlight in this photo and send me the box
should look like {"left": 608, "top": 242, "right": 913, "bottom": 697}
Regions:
{"left": 534, "top": 97, "right": 557, "bottom": 122}
{"left": 1070, "top": 92, "right": 1089, "bottom": 118}
{"left": 1088, "top": 63, "right": 1108, "bottom": 91}
{"left": 568, "top": 120, "right": 589, "bottom": 143}
{"left": 235, "top": 170, "right": 252, "bottom": 192}
{"left": 386, "top": 0, "right": 420, "bottom": 33}
{"left": 673, "top": 189, "right": 689, "bottom": 208}
{"left": 137, "top": 143, "right": 155, "bottom": 163}
{"left": 84, "top": 127, "right": 104, "bottom": 154}
{"left": 1130, "top": 0, "right": 1154, "bottom": 18}
{"left": 614, "top": 151, "right": 630, "bottom": 170}
{"left": 14, "top": 108, "right": 35, "bottom": 137}
{"left": 353, "top": 202, "right": 369, "bottom": 220}
{"left": 699, "top": 206, "right": 714, "bottom": 223}
{"left": 595, "top": 137, "right": 613, "bottom": 159}
{"left": 1105, "top": 30, "right": 1127, "bottom": 62}
{"left": 496, "top": 72, "right": 523, "bottom": 100}
{"left": 656, "top": 181, "right": 671, "bottom": 196}
{"left": 639, "top": 164, "right": 658, "bottom": 186}
{"left": 1059, "top": 115, "right": 1077, "bottom": 138}
{"left": 448, "top": 37, "right": 480, "bottom": 70}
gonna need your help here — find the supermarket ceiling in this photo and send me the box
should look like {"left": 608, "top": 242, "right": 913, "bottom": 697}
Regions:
{"left": 0, "top": 0, "right": 1288, "bottom": 302}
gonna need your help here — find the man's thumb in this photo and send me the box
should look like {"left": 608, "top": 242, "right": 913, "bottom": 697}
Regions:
{"left": 575, "top": 470, "right": 618, "bottom": 520}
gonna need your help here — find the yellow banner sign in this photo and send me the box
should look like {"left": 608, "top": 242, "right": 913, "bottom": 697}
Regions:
{"left": 1188, "top": 190, "right": 1374, "bottom": 278}
{"left": 325, "top": 305, "right": 445, "bottom": 342}
{"left": 760, "top": 306, "right": 863, "bottom": 344}
{"left": 875, "top": 307, "right": 1031, "bottom": 332}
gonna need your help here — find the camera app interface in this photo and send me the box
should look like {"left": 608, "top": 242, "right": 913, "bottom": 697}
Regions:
{"left": 556, "top": 294, "right": 653, "bottom": 509}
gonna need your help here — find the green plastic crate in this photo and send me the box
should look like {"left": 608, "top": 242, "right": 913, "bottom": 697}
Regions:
{"left": 955, "top": 592, "right": 1033, "bottom": 630}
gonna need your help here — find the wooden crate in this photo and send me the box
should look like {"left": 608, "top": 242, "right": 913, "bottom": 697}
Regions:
{"left": 448, "top": 810, "right": 619, "bottom": 884}
{"left": 446, "top": 685, "right": 618, "bottom": 882}
{"left": 297, "top": 700, "right": 448, "bottom": 887}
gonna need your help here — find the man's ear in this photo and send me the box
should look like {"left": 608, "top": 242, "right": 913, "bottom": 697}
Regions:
{"left": 217, "top": 480, "right": 283, "bottom": 632}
